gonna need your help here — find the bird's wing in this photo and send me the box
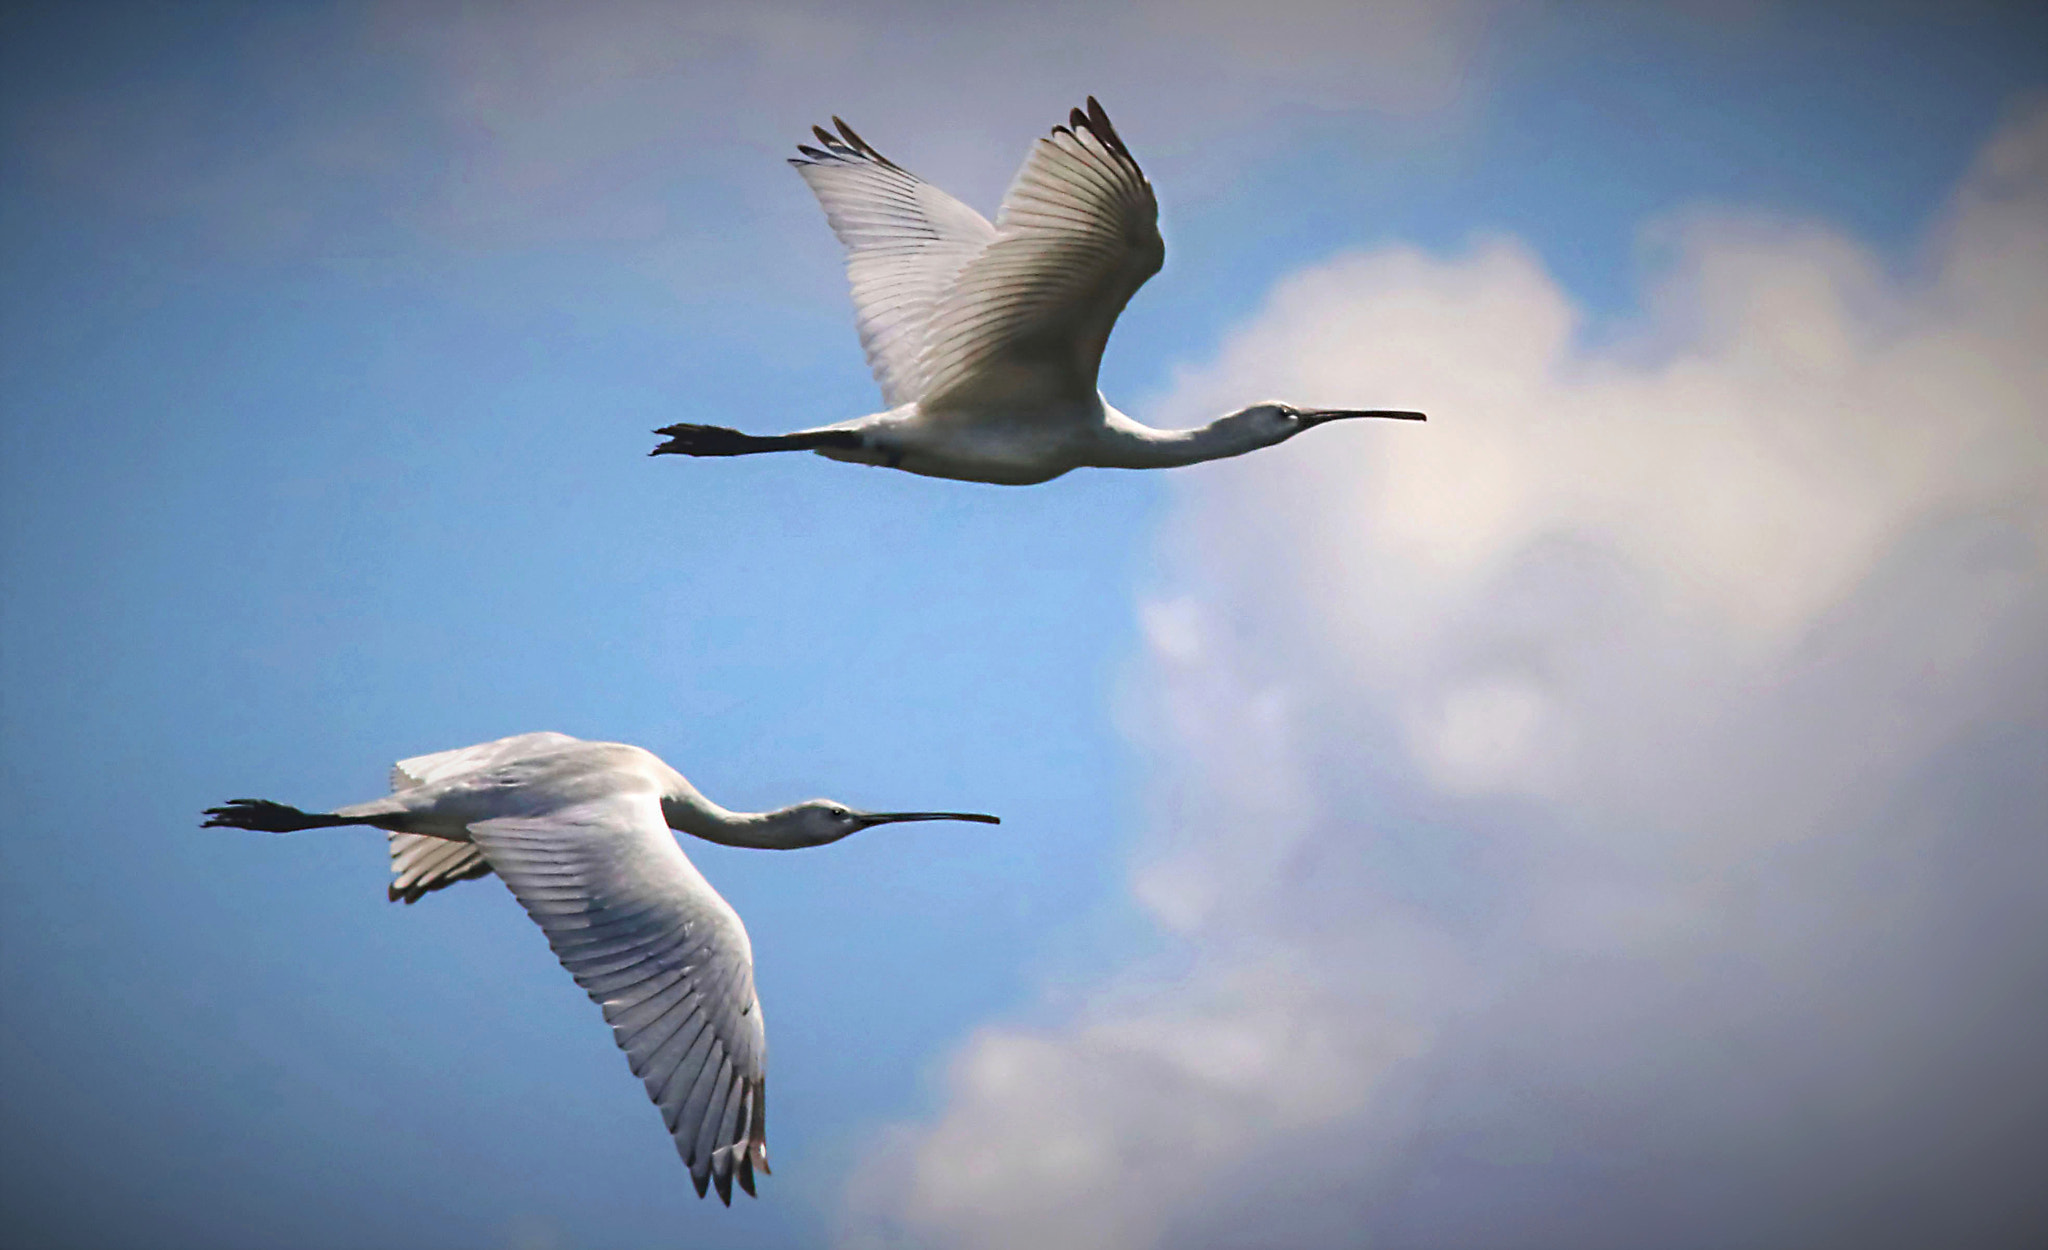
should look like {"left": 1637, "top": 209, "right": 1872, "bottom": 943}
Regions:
{"left": 467, "top": 792, "right": 769, "bottom": 1204}
{"left": 390, "top": 732, "right": 581, "bottom": 791}
{"left": 916, "top": 98, "right": 1163, "bottom": 412}
{"left": 384, "top": 733, "right": 582, "bottom": 904}
{"left": 792, "top": 119, "right": 998, "bottom": 408}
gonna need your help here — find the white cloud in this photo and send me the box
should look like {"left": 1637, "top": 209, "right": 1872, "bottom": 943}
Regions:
{"left": 842, "top": 102, "right": 2048, "bottom": 1249}
{"left": 1412, "top": 675, "right": 1554, "bottom": 794}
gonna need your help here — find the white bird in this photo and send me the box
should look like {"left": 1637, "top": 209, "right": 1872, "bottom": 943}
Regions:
{"left": 202, "top": 731, "right": 998, "bottom": 1204}
{"left": 651, "top": 97, "right": 1424, "bottom": 485}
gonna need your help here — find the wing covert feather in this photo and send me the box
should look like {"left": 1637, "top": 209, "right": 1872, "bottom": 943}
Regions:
{"left": 383, "top": 733, "right": 582, "bottom": 903}
{"left": 389, "top": 731, "right": 580, "bottom": 791}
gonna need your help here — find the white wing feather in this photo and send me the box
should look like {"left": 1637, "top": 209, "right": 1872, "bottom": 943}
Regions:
{"left": 389, "top": 731, "right": 580, "bottom": 791}
{"left": 467, "top": 793, "right": 769, "bottom": 1204}
{"left": 792, "top": 120, "right": 997, "bottom": 408}
{"left": 917, "top": 98, "right": 1162, "bottom": 411}
{"left": 384, "top": 732, "right": 581, "bottom": 904}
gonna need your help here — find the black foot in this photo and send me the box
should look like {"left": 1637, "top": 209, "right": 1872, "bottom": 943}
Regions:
{"left": 652, "top": 423, "right": 763, "bottom": 456}
{"left": 650, "top": 424, "right": 863, "bottom": 457}
{"left": 202, "top": 798, "right": 326, "bottom": 833}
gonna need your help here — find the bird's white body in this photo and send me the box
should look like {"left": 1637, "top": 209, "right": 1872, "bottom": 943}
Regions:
{"left": 651, "top": 99, "right": 1422, "bottom": 481}
{"left": 811, "top": 395, "right": 1275, "bottom": 485}
{"left": 203, "top": 732, "right": 996, "bottom": 1204}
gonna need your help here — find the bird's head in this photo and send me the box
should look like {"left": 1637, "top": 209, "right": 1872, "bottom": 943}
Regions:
{"left": 770, "top": 800, "right": 1000, "bottom": 848}
{"left": 1229, "top": 401, "right": 1428, "bottom": 448}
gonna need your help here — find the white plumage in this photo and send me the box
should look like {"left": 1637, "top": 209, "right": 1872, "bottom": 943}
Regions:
{"left": 203, "top": 732, "right": 997, "bottom": 1203}
{"left": 471, "top": 789, "right": 765, "bottom": 1201}
{"left": 653, "top": 97, "right": 1423, "bottom": 484}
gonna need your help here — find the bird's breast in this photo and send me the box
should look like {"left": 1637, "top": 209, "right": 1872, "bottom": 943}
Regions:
{"left": 856, "top": 401, "right": 1102, "bottom": 485}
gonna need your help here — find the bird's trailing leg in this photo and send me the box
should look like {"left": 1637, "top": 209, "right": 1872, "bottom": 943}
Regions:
{"left": 202, "top": 798, "right": 380, "bottom": 834}
{"left": 650, "top": 424, "right": 865, "bottom": 458}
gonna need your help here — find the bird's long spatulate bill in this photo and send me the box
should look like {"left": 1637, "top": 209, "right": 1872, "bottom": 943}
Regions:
{"left": 1299, "top": 408, "right": 1427, "bottom": 424}
{"left": 860, "top": 811, "right": 1002, "bottom": 826}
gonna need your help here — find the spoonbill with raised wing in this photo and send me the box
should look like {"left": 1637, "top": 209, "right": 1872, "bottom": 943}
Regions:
{"left": 651, "top": 97, "right": 1424, "bottom": 484}
{"left": 202, "top": 731, "right": 998, "bottom": 1203}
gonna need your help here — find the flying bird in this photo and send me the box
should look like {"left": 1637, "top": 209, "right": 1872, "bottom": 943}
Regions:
{"left": 651, "top": 97, "right": 1424, "bottom": 484}
{"left": 202, "top": 731, "right": 998, "bottom": 1203}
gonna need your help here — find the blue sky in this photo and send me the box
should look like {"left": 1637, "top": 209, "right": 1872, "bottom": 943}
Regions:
{"left": 3, "top": 4, "right": 2045, "bottom": 1248}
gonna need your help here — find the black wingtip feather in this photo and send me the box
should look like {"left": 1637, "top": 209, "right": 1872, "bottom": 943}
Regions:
{"left": 1082, "top": 96, "right": 1130, "bottom": 159}
{"left": 1050, "top": 97, "right": 1133, "bottom": 163}
{"left": 834, "top": 116, "right": 902, "bottom": 170}
{"left": 793, "top": 117, "right": 905, "bottom": 171}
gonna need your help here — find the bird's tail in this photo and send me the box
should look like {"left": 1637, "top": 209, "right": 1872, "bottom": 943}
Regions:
{"left": 650, "top": 423, "right": 864, "bottom": 458}
{"left": 386, "top": 832, "right": 494, "bottom": 904}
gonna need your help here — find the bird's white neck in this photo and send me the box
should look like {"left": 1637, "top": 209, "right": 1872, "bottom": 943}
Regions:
{"left": 659, "top": 776, "right": 794, "bottom": 849}
{"left": 1093, "top": 404, "right": 1278, "bottom": 469}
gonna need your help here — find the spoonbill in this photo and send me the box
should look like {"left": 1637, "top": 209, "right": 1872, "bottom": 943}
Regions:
{"left": 651, "top": 97, "right": 1424, "bottom": 484}
{"left": 202, "top": 731, "right": 998, "bottom": 1203}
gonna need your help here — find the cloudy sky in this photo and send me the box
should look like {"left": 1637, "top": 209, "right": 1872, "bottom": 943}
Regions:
{"left": 3, "top": 3, "right": 2044, "bottom": 1248}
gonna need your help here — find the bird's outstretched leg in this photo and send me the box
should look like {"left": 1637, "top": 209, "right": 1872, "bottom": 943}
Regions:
{"left": 202, "top": 798, "right": 378, "bottom": 834}
{"left": 650, "top": 424, "right": 865, "bottom": 458}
